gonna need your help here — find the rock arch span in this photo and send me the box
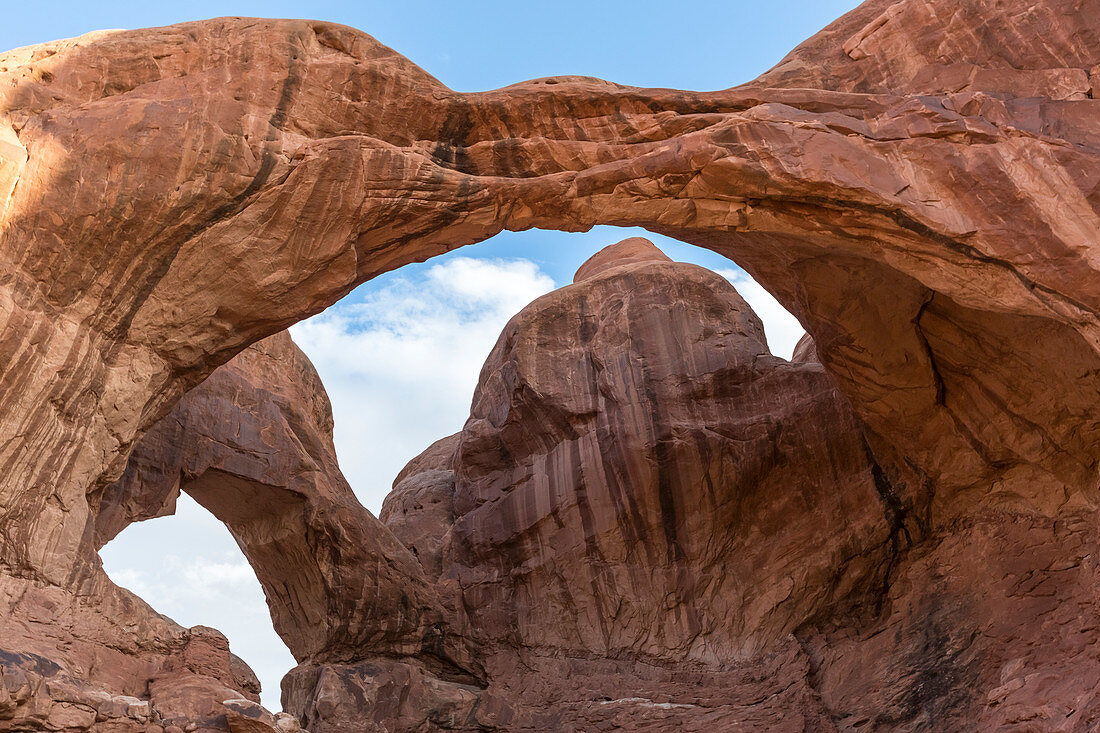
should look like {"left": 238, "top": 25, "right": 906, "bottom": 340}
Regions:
{"left": 1, "top": 0, "right": 1099, "bottom": 728}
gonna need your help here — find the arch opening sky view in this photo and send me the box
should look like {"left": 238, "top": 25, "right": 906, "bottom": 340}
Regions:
{"left": 7, "top": 0, "right": 862, "bottom": 711}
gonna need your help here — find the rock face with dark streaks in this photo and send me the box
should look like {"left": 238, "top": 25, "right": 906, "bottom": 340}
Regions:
{"left": 447, "top": 239, "right": 888, "bottom": 668}
{"left": 1, "top": 0, "right": 1099, "bottom": 729}
{"left": 350, "top": 239, "right": 891, "bottom": 730}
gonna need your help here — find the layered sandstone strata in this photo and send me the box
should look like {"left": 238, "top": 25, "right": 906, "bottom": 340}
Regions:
{"left": 0, "top": 0, "right": 1097, "bottom": 729}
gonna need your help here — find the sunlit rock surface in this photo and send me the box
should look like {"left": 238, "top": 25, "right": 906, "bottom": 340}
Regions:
{"left": 1, "top": 0, "right": 1099, "bottom": 729}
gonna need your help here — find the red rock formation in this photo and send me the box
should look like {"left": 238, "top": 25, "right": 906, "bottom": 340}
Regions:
{"left": 360, "top": 239, "right": 892, "bottom": 730}
{"left": 101, "top": 333, "right": 476, "bottom": 679}
{"left": 571, "top": 236, "right": 672, "bottom": 282}
{"left": 0, "top": 0, "right": 1096, "bottom": 729}
{"left": 448, "top": 240, "right": 888, "bottom": 662}
{"left": 380, "top": 435, "right": 462, "bottom": 580}
{"left": 107, "top": 332, "right": 477, "bottom": 731}
{"left": 0, "top": 332, "right": 429, "bottom": 731}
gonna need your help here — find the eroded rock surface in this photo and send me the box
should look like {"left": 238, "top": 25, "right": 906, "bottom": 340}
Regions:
{"left": 367, "top": 241, "right": 1100, "bottom": 732}
{"left": 448, "top": 241, "right": 889, "bottom": 664}
{"left": 0, "top": 621, "right": 271, "bottom": 733}
{"left": 353, "top": 240, "right": 892, "bottom": 730}
{"left": 0, "top": 0, "right": 1097, "bottom": 729}
{"left": 380, "top": 435, "right": 462, "bottom": 580}
{"left": 2, "top": 333, "right": 477, "bottom": 731}
{"left": 101, "top": 332, "right": 475, "bottom": 677}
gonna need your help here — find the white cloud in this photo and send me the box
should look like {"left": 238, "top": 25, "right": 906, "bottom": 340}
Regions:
{"left": 289, "top": 256, "right": 555, "bottom": 514}
{"left": 181, "top": 560, "right": 256, "bottom": 590}
{"left": 715, "top": 269, "right": 805, "bottom": 359}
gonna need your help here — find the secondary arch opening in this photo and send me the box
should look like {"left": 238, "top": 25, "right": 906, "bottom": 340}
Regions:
{"left": 100, "top": 224, "right": 803, "bottom": 715}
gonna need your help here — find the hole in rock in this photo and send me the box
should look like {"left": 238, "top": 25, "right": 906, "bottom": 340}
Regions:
{"left": 102, "top": 225, "right": 804, "bottom": 714}
{"left": 100, "top": 492, "right": 296, "bottom": 711}
{"left": 289, "top": 226, "right": 804, "bottom": 513}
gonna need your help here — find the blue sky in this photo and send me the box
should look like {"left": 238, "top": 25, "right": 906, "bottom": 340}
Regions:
{"left": 5, "top": 1, "right": 860, "bottom": 91}
{"left": 13, "top": 0, "right": 864, "bottom": 712}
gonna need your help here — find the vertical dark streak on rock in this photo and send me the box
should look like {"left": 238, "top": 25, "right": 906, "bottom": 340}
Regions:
{"left": 913, "top": 292, "right": 945, "bottom": 406}
{"left": 572, "top": 449, "right": 613, "bottom": 648}
{"left": 581, "top": 293, "right": 655, "bottom": 565}
{"left": 104, "top": 35, "right": 306, "bottom": 349}
{"left": 861, "top": 435, "right": 912, "bottom": 613}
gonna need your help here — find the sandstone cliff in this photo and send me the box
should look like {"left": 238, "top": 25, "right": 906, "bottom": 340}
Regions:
{"left": 0, "top": 0, "right": 1098, "bottom": 729}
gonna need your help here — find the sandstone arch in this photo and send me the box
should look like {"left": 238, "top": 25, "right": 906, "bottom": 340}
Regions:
{"left": 95, "top": 333, "right": 478, "bottom": 680}
{"left": 1, "top": 0, "right": 1097, "bottom": 587}
{"left": 1, "top": 0, "right": 1099, "bottom": 728}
